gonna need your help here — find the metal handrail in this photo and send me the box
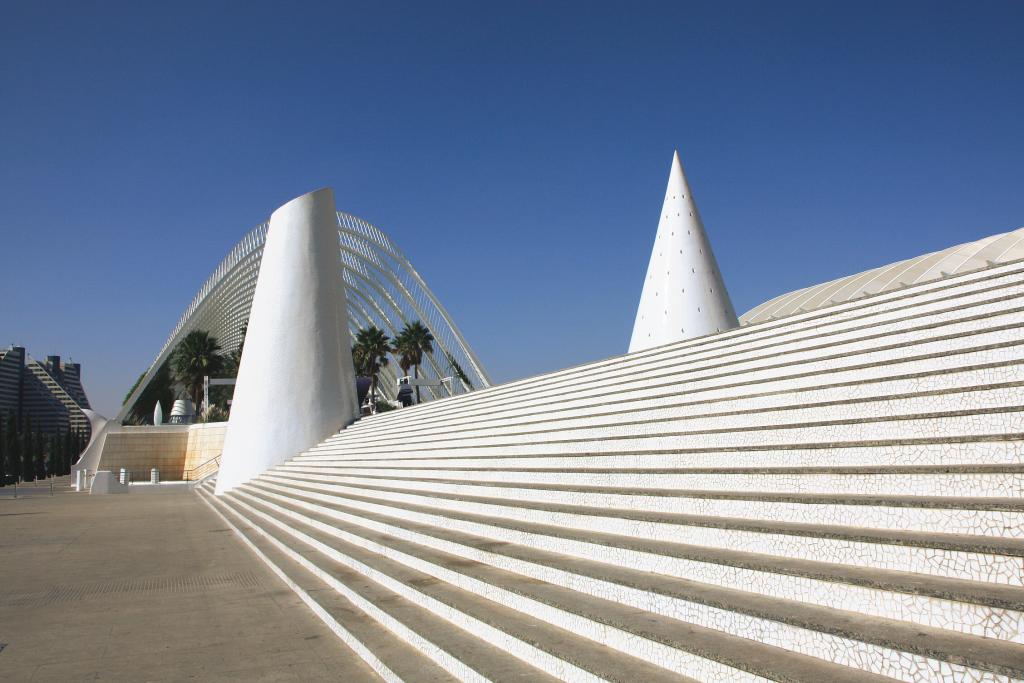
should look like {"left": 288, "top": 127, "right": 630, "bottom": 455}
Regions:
{"left": 2, "top": 480, "right": 55, "bottom": 497}
{"left": 184, "top": 455, "right": 221, "bottom": 482}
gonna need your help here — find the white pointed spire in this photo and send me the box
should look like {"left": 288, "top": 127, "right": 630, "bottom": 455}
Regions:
{"left": 628, "top": 151, "right": 738, "bottom": 353}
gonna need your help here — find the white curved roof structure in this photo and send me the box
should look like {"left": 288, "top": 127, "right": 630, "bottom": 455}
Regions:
{"left": 741, "top": 226, "right": 1024, "bottom": 325}
{"left": 119, "top": 210, "right": 491, "bottom": 423}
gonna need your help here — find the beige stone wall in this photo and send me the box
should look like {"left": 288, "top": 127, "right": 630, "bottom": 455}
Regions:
{"left": 184, "top": 422, "right": 228, "bottom": 473}
{"left": 94, "top": 422, "right": 228, "bottom": 481}
{"left": 96, "top": 426, "right": 190, "bottom": 481}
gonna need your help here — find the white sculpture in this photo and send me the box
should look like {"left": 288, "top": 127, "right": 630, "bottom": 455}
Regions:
{"left": 169, "top": 398, "right": 195, "bottom": 423}
{"left": 71, "top": 408, "right": 110, "bottom": 491}
{"left": 629, "top": 151, "right": 738, "bottom": 353}
{"left": 216, "top": 188, "right": 359, "bottom": 494}
{"left": 153, "top": 401, "right": 163, "bottom": 425}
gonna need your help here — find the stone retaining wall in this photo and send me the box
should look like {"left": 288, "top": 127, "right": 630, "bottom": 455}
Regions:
{"left": 95, "top": 423, "right": 227, "bottom": 481}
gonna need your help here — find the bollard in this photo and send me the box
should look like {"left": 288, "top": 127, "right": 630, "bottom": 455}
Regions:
{"left": 119, "top": 468, "right": 127, "bottom": 485}
{"left": 151, "top": 468, "right": 159, "bottom": 484}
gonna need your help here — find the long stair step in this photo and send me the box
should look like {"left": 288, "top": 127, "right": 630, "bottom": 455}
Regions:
{"left": 298, "top": 437, "right": 1024, "bottom": 469}
{"left": 219, "top": 489, "right": 705, "bottom": 683}
{"left": 313, "top": 406, "right": 1024, "bottom": 458}
{"left": 321, "top": 327, "right": 1024, "bottom": 448}
{"left": 322, "top": 377, "right": 1024, "bottom": 448}
{"left": 236, "top": 484, "right": 1024, "bottom": 681}
{"left": 340, "top": 353, "right": 1024, "bottom": 442}
{"left": 339, "top": 315, "right": 1024, "bottom": 441}
{"left": 340, "top": 329, "right": 1024, "bottom": 442}
{"left": 332, "top": 350, "right": 1024, "bottom": 447}
{"left": 196, "top": 485, "right": 458, "bottom": 683}
{"left": 339, "top": 266, "right": 1024, "bottom": 434}
{"left": 278, "top": 462, "right": 1024, "bottom": 499}
{"left": 231, "top": 485, "right": 902, "bottom": 683}
{"left": 263, "top": 470, "right": 1024, "bottom": 539}
{"left": 250, "top": 478, "right": 1024, "bottom": 586}
{"left": 317, "top": 385, "right": 1024, "bottom": 453}
{"left": 205, "top": 487, "right": 583, "bottom": 683}
{"left": 248, "top": 477, "right": 1024, "bottom": 641}
{"left": 253, "top": 476, "right": 1024, "bottom": 605}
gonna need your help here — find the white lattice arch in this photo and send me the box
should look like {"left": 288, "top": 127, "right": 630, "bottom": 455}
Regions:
{"left": 119, "top": 211, "right": 491, "bottom": 423}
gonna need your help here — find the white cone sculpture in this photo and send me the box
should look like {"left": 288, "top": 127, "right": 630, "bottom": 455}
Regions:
{"left": 628, "top": 151, "right": 738, "bottom": 353}
{"left": 216, "top": 188, "right": 359, "bottom": 494}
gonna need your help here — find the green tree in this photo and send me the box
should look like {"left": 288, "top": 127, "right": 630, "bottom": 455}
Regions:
{"left": 21, "top": 419, "right": 34, "bottom": 482}
{"left": 223, "top": 320, "right": 248, "bottom": 376}
{"left": 446, "top": 352, "right": 473, "bottom": 392}
{"left": 397, "top": 321, "right": 434, "bottom": 403}
{"left": 6, "top": 412, "right": 21, "bottom": 482}
{"left": 58, "top": 431, "right": 69, "bottom": 475}
{"left": 352, "top": 326, "right": 391, "bottom": 412}
{"left": 63, "top": 428, "right": 74, "bottom": 473}
{"left": 170, "top": 330, "right": 225, "bottom": 408}
{"left": 212, "top": 322, "right": 247, "bottom": 411}
{"left": 34, "top": 430, "right": 47, "bottom": 479}
{"left": 56, "top": 433, "right": 65, "bottom": 475}
{"left": 200, "top": 405, "right": 229, "bottom": 423}
{"left": 124, "top": 373, "right": 145, "bottom": 404}
{"left": 391, "top": 328, "right": 415, "bottom": 379}
{"left": 124, "top": 362, "right": 175, "bottom": 425}
{"left": 0, "top": 413, "right": 6, "bottom": 485}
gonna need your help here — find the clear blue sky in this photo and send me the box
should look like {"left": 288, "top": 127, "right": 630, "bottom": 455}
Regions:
{"left": 2, "top": 1, "right": 1022, "bottom": 416}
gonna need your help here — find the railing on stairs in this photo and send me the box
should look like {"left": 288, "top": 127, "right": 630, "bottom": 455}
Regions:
{"left": 184, "top": 455, "right": 221, "bottom": 482}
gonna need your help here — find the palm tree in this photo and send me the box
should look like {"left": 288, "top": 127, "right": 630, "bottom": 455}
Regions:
{"left": 225, "top": 320, "right": 248, "bottom": 376}
{"left": 124, "top": 362, "right": 175, "bottom": 425}
{"left": 392, "top": 328, "right": 417, "bottom": 406}
{"left": 397, "top": 321, "right": 434, "bottom": 403}
{"left": 171, "top": 330, "right": 225, "bottom": 408}
{"left": 352, "top": 326, "right": 391, "bottom": 412}
{"left": 446, "top": 351, "right": 473, "bottom": 391}
{"left": 391, "top": 328, "right": 414, "bottom": 377}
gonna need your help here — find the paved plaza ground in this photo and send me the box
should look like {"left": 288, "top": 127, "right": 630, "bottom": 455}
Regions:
{"left": 0, "top": 480, "right": 375, "bottom": 682}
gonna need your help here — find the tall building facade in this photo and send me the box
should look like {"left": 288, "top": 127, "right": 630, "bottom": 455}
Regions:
{"left": 0, "top": 346, "right": 92, "bottom": 438}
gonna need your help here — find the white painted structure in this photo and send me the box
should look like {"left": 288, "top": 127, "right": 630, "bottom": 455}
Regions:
{"left": 742, "top": 225, "right": 1024, "bottom": 324}
{"left": 200, "top": 249, "right": 1024, "bottom": 681}
{"left": 71, "top": 408, "right": 110, "bottom": 491}
{"left": 216, "top": 189, "right": 360, "bottom": 495}
{"left": 107, "top": 152, "right": 1024, "bottom": 678}
{"left": 629, "top": 151, "right": 738, "bottom": 352}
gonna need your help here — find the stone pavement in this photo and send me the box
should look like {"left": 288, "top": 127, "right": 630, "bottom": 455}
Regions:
{"left": 0, "top": 482, "right": 377, "bottom": 682}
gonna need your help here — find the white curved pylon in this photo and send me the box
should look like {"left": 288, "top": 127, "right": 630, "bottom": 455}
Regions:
{"left": 216, "top": 188, "right": 359, "bottom": 494}
{"left": 71, "top": 408, "right": 111, "bottom": 490}
{"left": 628, "top": 151, "right": 738, "bottom": 353}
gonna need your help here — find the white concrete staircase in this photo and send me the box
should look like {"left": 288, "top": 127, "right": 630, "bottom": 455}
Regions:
{"left": 197, "top": 260, "right": 1024, "bottom": 682}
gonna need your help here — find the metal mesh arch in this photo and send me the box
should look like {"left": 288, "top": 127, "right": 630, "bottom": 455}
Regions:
{"left": 119, "top": 211, "right": 491, "bottom": 422}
